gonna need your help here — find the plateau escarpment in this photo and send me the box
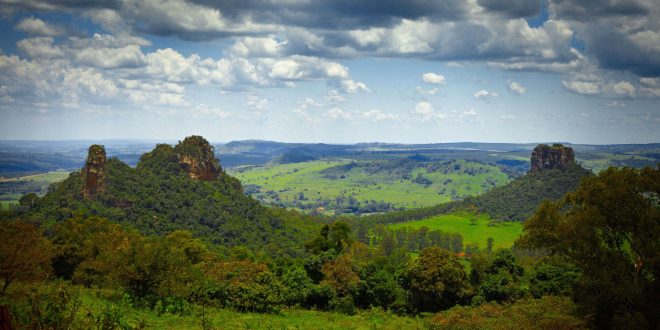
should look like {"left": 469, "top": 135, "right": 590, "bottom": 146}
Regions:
{"left": 530, "top": 144, "right": 575, "bottom": 172}
{"left": 466, "top": 143, "right": 591, "bottom": 222}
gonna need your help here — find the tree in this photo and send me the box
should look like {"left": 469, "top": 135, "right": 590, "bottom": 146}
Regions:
{"left": 19, "top": 193, "right": 39, "bottom": 209}
{"left": 401, "top": 247, "right": 471, "bottom": 312}
{"left": 517, "top": 166, "right": 660, "bottom": 328}
{"left": 51, "top": 215, "right": 135, "bottom": 285}
{"left": 0, "top": 220, "right": 53, "bottom": 293}
{"left": 321, "top": 255, "right": 359, "bottom": 296}
{"left": 378, "top": 231, "right": 397, "bottom": 256}
{"left": 486, "top": 237, "right": 494, "bottom": 253}
{"left": 472, "top": 249, "right": 526, "bottom": 304}
{"left": 305, "top": 221, "right": 352, "bottom": 255}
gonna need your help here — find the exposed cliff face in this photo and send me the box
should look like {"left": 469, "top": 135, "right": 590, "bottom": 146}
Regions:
{"left": 82, "top": 144, "right": 107, "bottom": 199}
{"left": 530, "top": 144, "right": 576, "bottom": 172}
{"left": 175, "top": 135, "right": 221, "bottom": 181}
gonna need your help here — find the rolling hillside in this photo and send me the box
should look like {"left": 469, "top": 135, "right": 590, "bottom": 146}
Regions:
{"left": 230, "top": 157, "right": 511, "bottom": 215}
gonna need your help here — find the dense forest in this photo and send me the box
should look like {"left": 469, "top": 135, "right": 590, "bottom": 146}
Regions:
{"left": 21, "top": 138, "right": 318, "bottom": 256}
{"left": 0, "top": 137, "right": 658, "bottom": 329}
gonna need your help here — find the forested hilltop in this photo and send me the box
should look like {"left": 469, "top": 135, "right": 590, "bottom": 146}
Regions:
{"left": 20, "top": 136, "right": 318, "bottom": 255}
{"left": 348, "top": 144, "right": 594, "bottom": 225}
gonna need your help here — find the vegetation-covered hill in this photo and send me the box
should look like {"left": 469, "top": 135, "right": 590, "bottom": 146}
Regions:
{"left": 352, "top": 146, "right": 594, "bottom": 225}
{"left": 25, "top": 136, "right": 318, "bottom": 255}
{"left": 467, "top": 164, "right": 593, "bottom": 222}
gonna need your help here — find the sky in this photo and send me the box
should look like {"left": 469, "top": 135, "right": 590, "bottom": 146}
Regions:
{"left": 0, "top": 0, "right": 658, "bottom": 144}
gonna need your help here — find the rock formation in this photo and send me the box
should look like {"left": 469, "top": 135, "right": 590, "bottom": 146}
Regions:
{"left": 82, "top": 144, "right": 107, "bottom": 199}
{"left": 530, "top": 144, "right": 576, "bottom": 172}
{"left": 175, "top": 135, "right": 221, "bottom": 180}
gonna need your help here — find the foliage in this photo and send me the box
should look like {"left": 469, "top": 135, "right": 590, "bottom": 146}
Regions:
{"left": 203, "top": 259, "right": 285, "bottom": 313}
{"left": 401, "top": 247, "right": 472, "bottom": 312}
{"left": 429, "top": 296, "right": 587, "bottom": 330}
{"left": 9, "top": 280, "right": 82, "bottom": 329}
{"left": 50, "top": 215, "right": 137, "bottom": 286}
{"left": 468, "top": 164, "right": 593, "bottom": 222}
{"left": 471, "top": 249, "right": 527, "bottom": 304}
{"left": 118, "top": 231, "right": 205, "bottom": 303}
{"left": 0, "top": 219, "right": 53, "bottom": 293}
{"left": 321, "top": 255, "right": 360, "bottom": 297}
{"left": 305, "top": 221, "right": 353, "bottom": 255}
{"left": 527, "top": 258, "right": 580, "bottom": 298}
{"left": 517, "top": 166, "right": 660, "bottom": 328}
{"left": 28, "top": 139, "right": 318, "bottom": 256}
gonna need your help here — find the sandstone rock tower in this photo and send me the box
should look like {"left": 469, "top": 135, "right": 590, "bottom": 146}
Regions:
{"left": 82, "top": 144, "right": 107, "bottom": 199}
{"left": 530, "top": 144, "right": 576, "bottom": 172}
{"left": 175, "top": 135, "right": 220, "bottom": 181}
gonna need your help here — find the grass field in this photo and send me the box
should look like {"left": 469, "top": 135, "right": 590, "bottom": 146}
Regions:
{"left": 0, "top": 170, "right": 72, "bottom": 183}
{"left": 577, "top": 152, "right": 658, "bottom": 173}
{"left": 388, "top": 212, "right": 523, "bottom": 250}
{"left": 0, "top": 170, "right": 71, "bottom": 206}
{"left": 230, "top": 159, "right": 510, "bottom": 214}
{"left": 0, "top": 200, "right": 18, "bottom": 210}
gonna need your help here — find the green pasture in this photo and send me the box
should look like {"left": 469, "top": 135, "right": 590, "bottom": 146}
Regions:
{"left": 229, "top": 159, "right": 510, "bottom": 213}
{"left": 388, "top": 212, "right": 523, "bottom": 250}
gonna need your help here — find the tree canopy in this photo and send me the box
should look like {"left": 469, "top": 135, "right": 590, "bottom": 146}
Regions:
{"left": 517, "top": 166, "right": 660, "bottom": 328}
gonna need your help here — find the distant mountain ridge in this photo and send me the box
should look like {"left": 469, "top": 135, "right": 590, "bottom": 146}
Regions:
{"left": 1, "top": 139, "right": 659, "bottom": 177}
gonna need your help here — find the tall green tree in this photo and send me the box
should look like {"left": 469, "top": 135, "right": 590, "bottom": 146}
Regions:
{"left": 517, "top": 166, "right": 660, "bottom": 328}
{"left": 0, "top": 220, "right": 53, "bottom": 293}
{"left": 401, "top": 246, "right": 471, "bottom": 312}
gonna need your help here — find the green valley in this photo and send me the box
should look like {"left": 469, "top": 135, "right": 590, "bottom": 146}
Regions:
{"left": 230, "top": 158, "right": 511, "bottom": 215}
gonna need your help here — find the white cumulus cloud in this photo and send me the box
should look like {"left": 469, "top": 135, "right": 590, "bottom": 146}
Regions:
{"left": 422, "top": 72, "right": 446, "bottom": 85}
{"left": 507, "top": 80, "right": 526, "bottom": 95}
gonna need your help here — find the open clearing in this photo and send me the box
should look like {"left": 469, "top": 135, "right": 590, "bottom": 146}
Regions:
{"left": 388, "top": 212, "right": 523, "bottom": 250}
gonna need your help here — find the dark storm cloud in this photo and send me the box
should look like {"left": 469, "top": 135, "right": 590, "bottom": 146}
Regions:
{"left": 550, "top": 0, "right": 651, "bottom": 19}
{"left": 0, "top": 0, "right": 120, "bottom": 11}
{"left": 4, "top": 0, "right": 660, "bottom": 80}
{"left": 477, "top": 0, "right": 542, "bottom": 18}
{"left": 549, "top": 0, "right": 660, "bottom": 77}
{"left": 189, "top": 0, "right": 471, "bottom": 29}
{"left": 582, "top": 23, "right": 660, "bottom": 76}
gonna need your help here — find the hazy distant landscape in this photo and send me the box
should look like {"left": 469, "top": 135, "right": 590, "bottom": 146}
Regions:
{"left": 3, "top": 140, "right": 658, "bottom": 213}
{"left": 2, "top": 0, "right": 660, "bottom": 329}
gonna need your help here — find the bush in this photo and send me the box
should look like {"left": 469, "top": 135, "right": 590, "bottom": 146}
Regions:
{"left": 429, "top": 296, "right": 587, "bottom": 330}
{"left": 10, "top": 281, "right": 81, "bottom": 329}
{"left": 330, "top": 295, "right": 356, "bottom": 315}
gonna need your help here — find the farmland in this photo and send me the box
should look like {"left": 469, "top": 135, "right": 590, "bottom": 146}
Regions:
{"left": 0, "top": 170, "right": 71, "bottom": 208}
{"left": 230, "top": 158, "right": 511, "bottom": 215}
{"left": 388, "top": 212, "right": 523, "bottom": 250}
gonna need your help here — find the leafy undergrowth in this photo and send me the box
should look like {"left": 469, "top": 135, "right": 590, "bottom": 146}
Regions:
{"left": 4, "top": 283, "right": 426, "bottom": 330}
{"left": 4, "top": 282, "right": 589, "bottom": 330}
{"left": 428, "top": 296, "right": 587, "bottom": 330}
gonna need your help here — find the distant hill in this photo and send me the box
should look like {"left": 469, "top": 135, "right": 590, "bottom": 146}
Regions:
{"left": 355, "top": 144, "right": 594, "bottom": 225}
{"left": 467, "top": 164, "right": 593, "bottom": 221}
{"left": 25, "top": 136, "right": 317, "bottom": 255}
{"left": 1, "top": 139, "right": 658, "bottom": 177}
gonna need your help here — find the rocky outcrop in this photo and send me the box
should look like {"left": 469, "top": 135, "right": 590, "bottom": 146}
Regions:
{"left": 175, "top": 135, "right": 221, "bottom": 181}
{"left": 530, "top": 144, "right": 576, "bottom": 172}
{"left": 82, "top": 144, "right": 107, "bottom": 199}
